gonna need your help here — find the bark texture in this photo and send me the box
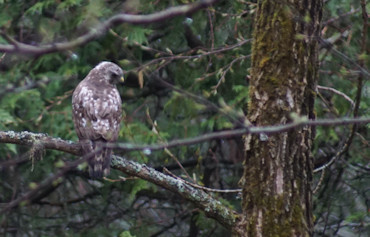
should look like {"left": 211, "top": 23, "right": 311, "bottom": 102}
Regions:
{"left": 238, "top": 0, "right": 322, "bottom": 236}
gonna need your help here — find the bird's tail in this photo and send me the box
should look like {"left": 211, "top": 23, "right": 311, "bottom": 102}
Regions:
{"left": 82, "top": 139, "right": 111, "bottom": 179}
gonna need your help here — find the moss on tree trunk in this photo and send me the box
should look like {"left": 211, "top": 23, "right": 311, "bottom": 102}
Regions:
{"left": 237, "top": 0, "right": 322, "bottom": 236}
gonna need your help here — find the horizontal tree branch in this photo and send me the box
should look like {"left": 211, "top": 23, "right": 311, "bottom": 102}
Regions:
{"left": 109, "top": 117, "right": 370, "bottom": 152}
{"left": 0, "top": 117, "right": 369, "bottom": 155}
{"left": 0, "top": 0, "right": 218, "bottom": 55}
{"left": 0, "top": 131, "right": 81, "bottom": 155}
{"left": 0, "top": 116, "right": 368, "bottom": 228}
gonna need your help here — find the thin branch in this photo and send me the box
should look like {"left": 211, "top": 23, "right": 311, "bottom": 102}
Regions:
{"left": 317, "top": 85, "right": 355, "bottom": 109}
{"left": 0, "top": 0, "right": 219, "bottom": 55}
{"left": 0, "top": 53, "right": 5, "bottom": 62}
{"left": 314, "top": 1, "right": 368, "bottom": 173}
{"left": 1, "top": 117, "right": 369, "bottom": 177}
{"left": 322, "top": 8, "right": 360, "bottom": 26}
{"left": 0, "top": 157, "right": 85, "bottom": 215}
{"left": 35, "top": 191, "right": 99, "bottom": 207}
{"left": 146, "top": 108, "right": 194, "bottom": 182}
{"left": 110, "top": 117, "right": 370, "bottom": 152}
{"left": 1, "top": 117, "right": 369, "bottom": 155}
{"left": 155, "top": 76, "right": 246, "bottom": 127}
{"left": 313, "top": 169, "right": 326, "bottom": 194}
{"left": 164, "top": 168, "right": 242, "bottom": 193}
{"left": 318, "top": 37, "right": 370, "bottom": 79}
{"left": 136, "top": 38, "right": 251, "bottom": 72}
{"left": 0, "top": 78, "right": 50, "bottom": 99}
{"left": 212, "top": 55, "right": 250, "bottom": 91}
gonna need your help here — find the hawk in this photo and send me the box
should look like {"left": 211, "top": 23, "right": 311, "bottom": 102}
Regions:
{"left": 72, "top": 61, "right": 124, "bottom": 179}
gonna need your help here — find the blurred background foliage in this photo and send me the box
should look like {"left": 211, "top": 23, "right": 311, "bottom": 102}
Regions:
{"left": 0, "top": 0, "right": 368, "bottom": 236}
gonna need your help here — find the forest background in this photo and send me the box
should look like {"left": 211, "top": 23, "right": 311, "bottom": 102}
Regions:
{"left": 0, "top": 0, "right": 368, "bottom": 236}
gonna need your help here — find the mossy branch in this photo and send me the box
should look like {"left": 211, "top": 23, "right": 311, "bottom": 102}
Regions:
{"left": 0, "top": 130, "right": 238, "bottom": 229}
{"left": 0, "top": 115, "right": 369, "bottom": 229}
{"left": 111, "top": 156, "right": 239, "bottom": 228}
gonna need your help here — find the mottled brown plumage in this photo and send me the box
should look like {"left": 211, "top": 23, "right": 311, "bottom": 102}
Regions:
{"left": 72, "top": 62, "right": 124, "bottom": 179}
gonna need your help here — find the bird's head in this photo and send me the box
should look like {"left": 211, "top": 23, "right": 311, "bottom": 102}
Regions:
{"left": 94, "top": 61, "right": 124, "bottom": 85}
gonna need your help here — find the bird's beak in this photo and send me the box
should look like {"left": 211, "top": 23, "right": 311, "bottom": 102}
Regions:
{"left": 120, "top": 76, "right": 125, "bottom": 83}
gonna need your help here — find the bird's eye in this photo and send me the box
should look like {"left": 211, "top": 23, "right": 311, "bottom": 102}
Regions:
{"left": 108, "top": 70, "right": 123, "bottom": 84}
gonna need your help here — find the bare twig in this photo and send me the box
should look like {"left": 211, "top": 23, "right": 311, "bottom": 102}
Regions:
{"left": 317, "top": 85, "right": 355, "bottom": 108}
{"left": 110, "top": 117, "right": 370, "bottom": 152}
{"left": 155, "top": 76, "right": 246, "bottom": 127}
{"left": 0, "top": 156, "right": 86, "bottom": 215}
{"left": 163, "top": 168, "right": 242, "bottom": 193}
{"left": 314, "top": 1, "right": 368, "bottom": 173}
{"left": 318, "top": 37, "right": 370, "bottom": 79}
{"left": 322, "top": 8, "right": 360, "bottom": 26}
{"left": 1, "top": 117, "right": 369, "bottom": 176}
{"left": 207, "top": 10, "right": 215, "bottom": 50}
{"left": 1, "top": 117, "right": 369, "bottom": 156}
{"left": 0, "top": 53, "right": 5, "bottom": 63}
{"left": 146, "top": 108, "right": 194, "bottom": 182}
{"left": 313, "top": 169, "right": 326, "bottom": 194}
{"left": 212, "top": 55, "right": 250, "bottom": 91}
{"left": 35, "top": 191, "right": 99, "bottom": 207}
{"left": 136, "top": 38, "right": 251, "bottom": 72}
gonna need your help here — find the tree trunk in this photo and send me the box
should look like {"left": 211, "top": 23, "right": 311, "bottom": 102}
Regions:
{"left": 237, "top": 0, "right": 322, "bottom": 236}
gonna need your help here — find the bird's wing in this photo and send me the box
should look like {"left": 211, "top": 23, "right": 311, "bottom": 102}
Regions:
{"left": 72, "top": 82, "right": 122, "bottom": 142}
